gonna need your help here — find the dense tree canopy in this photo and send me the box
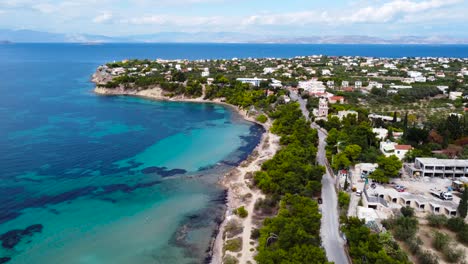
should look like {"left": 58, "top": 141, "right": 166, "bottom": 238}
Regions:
{"left": 255, "top": 194, "right": 328, "bottom": 264}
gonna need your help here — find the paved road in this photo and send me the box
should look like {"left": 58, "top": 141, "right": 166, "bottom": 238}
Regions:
{"left": 291, "top": 93, "right": 349, "bottom": 264}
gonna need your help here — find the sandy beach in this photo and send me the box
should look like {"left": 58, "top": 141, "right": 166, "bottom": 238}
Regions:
{"left": 92, "top": 73, "right": 281, "bottom": 264}
{"left": 210, "top": 125, "right": 280, "bottom": 264}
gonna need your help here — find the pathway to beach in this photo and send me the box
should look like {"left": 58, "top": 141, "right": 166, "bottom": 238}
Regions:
{"left": 211, "top": 120, "right": 280, "bottom": 264}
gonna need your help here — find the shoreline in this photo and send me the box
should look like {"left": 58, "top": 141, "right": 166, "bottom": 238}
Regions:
{"left": 93, "top": 86, "right": 262, "bottom": 127}
{"left": 92, "top": 85, "right": 277, "bottom": 264}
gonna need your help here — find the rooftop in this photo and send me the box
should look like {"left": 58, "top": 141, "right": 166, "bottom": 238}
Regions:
{"left": 416, "top": 157, "right": 468, "bottom": 166}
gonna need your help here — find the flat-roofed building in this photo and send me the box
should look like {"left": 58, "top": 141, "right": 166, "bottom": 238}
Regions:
{"left": 236, "top": 77, "right": 267, "bottom": 87}
{"left": 409, "top": 157, "right": 468, "bottom": 178}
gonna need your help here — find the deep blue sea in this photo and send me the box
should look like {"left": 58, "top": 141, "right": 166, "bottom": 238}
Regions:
{"left": 0, "top": 43, "right": 467, "bottom": 264}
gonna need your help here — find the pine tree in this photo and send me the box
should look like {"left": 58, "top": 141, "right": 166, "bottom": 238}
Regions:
{"left": 458, "top": 188, "right": 468, "bottom": 218}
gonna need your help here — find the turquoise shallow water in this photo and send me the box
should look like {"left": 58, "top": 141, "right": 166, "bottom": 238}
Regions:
{"left": 0, "top": 46, "right": 263, "bottom": 263}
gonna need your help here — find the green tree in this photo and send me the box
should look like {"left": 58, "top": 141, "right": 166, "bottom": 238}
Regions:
{"left": 344, "top": 144, "right": 362, "bottom": 163}
{"left": 458, "top": 188, "right": 468, "bottom": 218}
{"left": 369, "top": 169, "right": 389, "bottom": 183}
{"left": 377, "top": 155, "right": 402, "bottom": 179}
{"left": 332, "top": 152, "right": 351, "bottom": 171}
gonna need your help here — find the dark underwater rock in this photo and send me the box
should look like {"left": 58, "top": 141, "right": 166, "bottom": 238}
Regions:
{"left": 0, "top": 257, "right": 11, "bottom": 263}
{"left": 0, "top": 224, "right": 43, "bottom": 249}
{"left": 141, "top": 166, "right": 187, "bottom": 177}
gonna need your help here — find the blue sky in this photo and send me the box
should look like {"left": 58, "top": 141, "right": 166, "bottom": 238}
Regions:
{"left": 0, "top": 0, "right": 466, "bottom": 37}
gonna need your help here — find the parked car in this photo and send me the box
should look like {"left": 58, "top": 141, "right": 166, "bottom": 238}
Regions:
{"left": 394, "top": 185, "right": 405, "bottom": 192}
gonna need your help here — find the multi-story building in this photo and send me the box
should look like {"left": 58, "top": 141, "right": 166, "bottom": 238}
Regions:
{"left": 408, "top": 158, "right": 468, "bottom": 178}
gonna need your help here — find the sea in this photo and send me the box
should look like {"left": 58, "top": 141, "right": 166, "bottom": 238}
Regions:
{"left": 0, "top": 43, "right": 467, "bottom": 264}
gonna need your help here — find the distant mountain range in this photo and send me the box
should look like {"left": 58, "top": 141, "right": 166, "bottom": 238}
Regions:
{"left": 1, "top": 29, "right": 467, "bottom": 44}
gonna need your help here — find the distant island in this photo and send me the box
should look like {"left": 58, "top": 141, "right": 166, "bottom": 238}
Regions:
{"left": 2, "top": 29, "right": 468, "bottom": 44}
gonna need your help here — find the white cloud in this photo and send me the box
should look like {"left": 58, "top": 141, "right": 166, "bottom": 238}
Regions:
{"left": 93, "top": 11, "right": 113, "bottom": 23}
{"left": 342, "top": 0, "right": 462, "bottom": 23}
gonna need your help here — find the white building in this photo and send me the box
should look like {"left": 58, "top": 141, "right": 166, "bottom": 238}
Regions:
{"left": 380, "top": 141, "right": 412, "bottom": 160}
{"left": 236, "top": 77, "right": 267, "bottom": 87}
{"left": 368, "top": 114, "right": 401, "bottom": 122}
{"left": 373, "top": 128, "right": 388, "bottom": 141}
{"left": 342, "top": 81, "right": 349, "bottom": 88}
{"left": 335, "top": 110, "right": 358, "bottom": 120}
{"left": 368, "top": 81, "right": 383, "bottom": 89}
{"left": 201, "top": 71, "right": 210, "bottom": 77}
{"left": 322, "top": 69, "right": 332, "bottom": 75}
{"left": 408, "top": 71, "right": 423, "bottom": 78}
{"left": 298, "top": 79, "right": 326, "bottom": 94}
{"left": 415, "top": 76, "right": 427, "bottom": 83}
{"left": 263, "top": 67, "right": 275, "bottom": 74}
{"left": 110, "top": 67, "right": 125, "bottom": 76}
{"left": 437, "top": 86, "right": 449, "bottom": 94}
{"left": 270, "top": 79, "right": 283, "bottom": 88}
{"left": 327, "top": 80, "right": 335, "bottom": 88}
{"left": 449, "top": 91, "right": 462, "bottom": 100}
{"left": 390, "top": 85, "right": 412, "bottom": 90}
{"left": 355, "top": 81, "right": 362, "bottom": 89}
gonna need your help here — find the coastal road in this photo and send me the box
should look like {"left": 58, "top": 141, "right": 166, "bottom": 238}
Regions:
{"left": 290, "top": 92, "right": 349, "bottom": 264}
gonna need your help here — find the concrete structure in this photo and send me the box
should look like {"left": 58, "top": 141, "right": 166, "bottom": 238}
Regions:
{"left": 408, "top": 157, "right": 468, "bottom": 178}
{"left": 236, "top": 77, "right": 267, "bottom": 87}
{"left": 326, "top": 80, "right": 335, "bottom": 88}
{"left": 341, "top": 81, "right": 349, "bottom": 88}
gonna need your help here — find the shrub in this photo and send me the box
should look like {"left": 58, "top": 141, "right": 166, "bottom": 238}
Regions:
{"left": 443, "top": 247, "right": 465, "bottom": 263}
{"left": 250, "top": 228, "right": 260, "bottom": 240}
{"left": 458, "top": 225, "right": 468, "bottom": 245}
{"left": 234, "top": 206, "right": 248, "bottom": 218}
{"left": 254, "top": 196, "right": 278, "bottom": 215}
{"left": 223, "top": 255, "right": 239, "bottom": 264}
{"left": 426, "top": 214, "right": 447, "bottom": 228}
{"left": 394, "top": 216, "right": 418, "bottom": 240}
{"left": 446, "top": 217, "right": 465, "bottom": 232}
{"left": 432, "top": 231, "right": 450, "bottom": 251}
{"left": 406, "top": 237, "right": 422, "bottom": 254}
{"left": 400, "top": 206, "right": 415, "bottom": 218}
{"left": 256, "top": 114, "right": 268, "bottom": 123}
{"left": 225, "top": 220, "right": 243, "bottom": 238}
{"left": 224, "top": 238, "right": 242, "bottom": 252}
{"left": 338, "top": 191, "right": 350, "bottom": 210}
{"left": 418, "top": 250, "right": 439, "bottom": 264}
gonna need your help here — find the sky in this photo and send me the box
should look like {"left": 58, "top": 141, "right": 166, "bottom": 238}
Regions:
{"left": 0, "top": 0, "right": 467, "bottom": 37}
